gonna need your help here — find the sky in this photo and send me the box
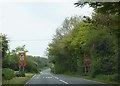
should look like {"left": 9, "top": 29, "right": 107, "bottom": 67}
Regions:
{"left": 0, "top": 0, "right": 93, "bottom": 57}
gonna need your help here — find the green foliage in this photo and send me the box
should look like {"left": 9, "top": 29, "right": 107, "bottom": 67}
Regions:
{"left": 0, "top": 34, "right": 9, "bottom": 59}
{"left": 95, "top": 74, "right": 119, "bottom": 82}
{"left": 74, "top": 2, "right": 120, "bottom": 15}
{"left": 11, "top": 45, "right": 28, "bottom": 54}
{"left": 1, "top": 35, "right": 49, "bottom": 73}
{"left": 47, "top": 2, "right": 119, "bottom": 83}
{"left": 2, "top": 73, "right": 34, "bottom": 84}
{"left": 2, "top": 68, "right": 15, "bottom": 80}
{"left": 25, "top": 56, "right": 49, "bottom": 73}
{"left": 6, "top": 53, "right": 18, "bottom": 71}
{"left": 0, "top": 34, "right": 9, "bottom": 68}
{"left": 33, "top": 56, "right": 49, "bottom": 69}
{"left": 25, "top": 56, "right": 39, "bottom": 73}
{"left": 15, "top": 72, "right": 25, "bottom": 77}
{"left": 48, "top": 16, "right": 84, "bottom": 73}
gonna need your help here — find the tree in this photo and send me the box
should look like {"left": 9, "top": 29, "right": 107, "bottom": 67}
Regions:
{"left": 47, "top": 16, "right": 83, "bottom": 73}
{"left": 0, "top": 34, "right": 9, "bottom": 68}
{"left": 0, "top": 34, "right": 9, "bottom": 59}
{"left": 47, "top": 2, "right": 118, "bottom": 79}
{"left": 74, "top": 1, "right": 120, "bottom": 14}
{"left": 11, "top": 45, "right": 28, "bottom": 54}
{"left": 74, "top": 1, "right": 120, "bottom": 36}
{"left": 75, "top": 2, "right": 119, "bottom": 81}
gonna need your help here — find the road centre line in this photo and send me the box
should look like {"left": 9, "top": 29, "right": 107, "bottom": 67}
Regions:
{"left": 46, "top": 77, "right": 52, "bottom": 78}
{"left": 55, "top": 77, "right": 59, "bottom": 79}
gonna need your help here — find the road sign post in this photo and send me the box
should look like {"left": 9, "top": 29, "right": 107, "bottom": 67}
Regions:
{"left": 84, "top": 52, "right": 90, "bottom": 74}
{"left": 18, "top": 51, "right": 26, "bottom": 72}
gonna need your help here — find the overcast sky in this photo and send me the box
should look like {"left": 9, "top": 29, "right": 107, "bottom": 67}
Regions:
{"left": 0, "top": 0, "right": 93, "bottom": 57}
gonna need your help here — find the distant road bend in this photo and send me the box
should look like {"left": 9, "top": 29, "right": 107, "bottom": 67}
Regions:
{"left": 24, "top": 69, "right": 108, "bottom": 86}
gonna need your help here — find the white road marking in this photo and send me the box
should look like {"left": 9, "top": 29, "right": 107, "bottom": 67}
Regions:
{"left": 55, "top": 77, "right": 59, "bottom": 79}
{"left": 24, "top": 74, "right": 36, "bottom": 85}
{"left": 48, "top": 77, "right": 52, "bottom": 78}
{"left": 45, "top": 77, "right": 53, "bottom": 78}
{"left": 59, "top": 79, "right": 69, "bottom": 84}
{"left": 53, "top": 76, "right": 68, "bottom": 84}
{"left": 36, "top": 77, "right": 39, "bottom": 78}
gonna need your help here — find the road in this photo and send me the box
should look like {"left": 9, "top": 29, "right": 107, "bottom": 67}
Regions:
{"left": 24, "top": 68, "right": 107, "bottom": 86}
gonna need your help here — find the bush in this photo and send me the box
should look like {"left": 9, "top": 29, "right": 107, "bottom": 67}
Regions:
{"left": 15, "top": 71, "right": 25, "bottom": 77}
{"left": 108, "top": 74, "right": 118, "bottom": 82}
{"left": 2, "top": 68, "right": 15, "bottom": 80}
{"left": 96, "top": 74, "right": 118, "bottom": 82}
{"left": 25, "top": 61, "right": 39, "bottom": 73}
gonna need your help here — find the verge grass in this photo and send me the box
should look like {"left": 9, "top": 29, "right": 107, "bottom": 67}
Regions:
{"left": 2, "top": 73, "right": 34, "bottom": 85}
{"left": 63, "top": 71, "right": 119, "bottom": 84}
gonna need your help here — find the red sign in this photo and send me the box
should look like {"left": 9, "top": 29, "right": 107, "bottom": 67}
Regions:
{"left": 84, "top": 53, "right": 90, "bottom": 66}
{"left": 18, "top": 52, "right": 26, "bottom": 67}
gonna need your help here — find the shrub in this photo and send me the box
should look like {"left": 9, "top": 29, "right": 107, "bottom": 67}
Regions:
{"left": 15, "top": 71, "right": 25, "bottom": 77}
{"left": 95, "top": 74, "right": 118, "bottom": 83}
{"left": 2, "top": 68, "right": 15, "bottom": 80}
{"left": 108, "top": 74, "right": 118, "bottom": 82}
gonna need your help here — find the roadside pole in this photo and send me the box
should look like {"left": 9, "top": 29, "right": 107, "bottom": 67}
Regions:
{"left": 84, "top": 52, "right": 90, "bottom": 74}
{"left": 23, "top": 66, "right": 24, "bottom": 72}
{"left": 85, "top": 66, "right": 87, "bottom": 74}
{"left": 84, "top": 52, "right": 86, "bottom": 74}
{"left": 18, "top": 51, "right": 26, "bottom": 73}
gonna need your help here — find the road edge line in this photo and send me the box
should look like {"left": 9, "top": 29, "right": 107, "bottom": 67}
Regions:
{"left": 59, "top": 79, "right": 69, "bottom": 84}
{"left": 24, "top": 74, "right": 36, "bottom": 86}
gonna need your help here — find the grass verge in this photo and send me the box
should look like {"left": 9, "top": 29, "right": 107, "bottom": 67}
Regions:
{"left": 63, "top": 71, "right": 119, "bottom": 84}
{"left": 2, "top": 73, "right": 34, "bottom": 85}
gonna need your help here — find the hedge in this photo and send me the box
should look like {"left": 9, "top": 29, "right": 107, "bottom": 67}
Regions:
{"left": 2, "top": 68, "right": 15, "bottom": 80}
